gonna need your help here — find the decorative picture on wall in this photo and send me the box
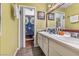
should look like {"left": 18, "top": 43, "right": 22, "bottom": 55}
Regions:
{"left": 37, "top": 11, "right": 45, "bottom": 20}
{"left": 48, "top": 13, "right": 54, "bottom": 20}
{"left": 70, "top": 15, "right": 79, "bottom": 23}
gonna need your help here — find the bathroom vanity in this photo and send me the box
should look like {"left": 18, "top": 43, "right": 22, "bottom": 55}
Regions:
{"left": 37, "top": 31, "right": 79, "bottom": 56}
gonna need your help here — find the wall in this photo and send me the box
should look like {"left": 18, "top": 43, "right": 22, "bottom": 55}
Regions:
{"left": 18, "top": 3, "right": 47, "bottom": 31}
{"left": 0, "top": 3, "right": 18, "bottom": 55}
{"left": 65, "top": 4, "right": 79, "bottom": 29}
{"left": 0, "top": 3, "right": 1, "bottom": 55}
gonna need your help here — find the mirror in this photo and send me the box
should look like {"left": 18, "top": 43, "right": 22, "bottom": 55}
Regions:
{"left": 55, "top": 12, "right": 65, "bottom": 29}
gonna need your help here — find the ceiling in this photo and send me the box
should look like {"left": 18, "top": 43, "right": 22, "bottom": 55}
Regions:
{"left": 60, "top": 3, "right": 72, "bottom": 8}
{"left": 47, "top": 3, "right": 72, "bottom": 9}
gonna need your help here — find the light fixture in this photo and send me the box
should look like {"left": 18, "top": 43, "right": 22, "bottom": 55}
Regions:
{"left": 48, "top": 3, "right": 64, "bottom": 13}
{"left": 13, "top": 3, "right": 20, "bottom": 19}
{"left": 48, "top": 4, "right": 52, "bottom": 8}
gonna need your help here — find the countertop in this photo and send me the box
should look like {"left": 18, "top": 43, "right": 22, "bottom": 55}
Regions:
{"left": 38, "top": 31, "right": 79, "bottom": 53}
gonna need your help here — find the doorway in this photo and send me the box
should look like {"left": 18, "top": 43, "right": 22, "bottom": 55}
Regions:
{"left": 25, "top": 15, "right": 34, "bottom": 48}
{"left": 19, "top": 6, "right": 36, "bottom": 48}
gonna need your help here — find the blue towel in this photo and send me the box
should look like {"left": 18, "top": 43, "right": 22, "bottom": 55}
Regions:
{"left": 25, "top": 16, "right": 34, "bottom": 35}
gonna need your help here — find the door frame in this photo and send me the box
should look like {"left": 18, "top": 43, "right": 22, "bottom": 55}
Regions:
{"left": 18, "top": 5, "right": 36, "bottom": 48}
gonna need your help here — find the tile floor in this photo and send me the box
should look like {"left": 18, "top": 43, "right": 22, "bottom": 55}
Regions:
{"left": 16, "top": 36, "right": 45, "bottom": 56}
{"left": 16, "top": 47, "right": 45, "bottom": 56}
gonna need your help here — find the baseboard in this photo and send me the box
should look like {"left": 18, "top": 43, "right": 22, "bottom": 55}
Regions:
{"left": 13, "top": 48, "right": 19, "bottom": 56}
{"left": 26, "top": 39, "right": 34, "bottom": 41}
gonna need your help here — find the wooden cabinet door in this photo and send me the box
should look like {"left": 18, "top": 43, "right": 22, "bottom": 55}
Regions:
{"left": 49, "top": 39, "right": 61, "bottom": 56}
{"left": 37, "top": 34, "right": 41, "bottom": 46}
{"left": 53, "top": 41, "right": 78, "bottom": 56}
{"left": 37, "top": 34, "right": 43, "bottom": 49}
{"left": 42, "top": 36, "right": 49, "bottom": 56}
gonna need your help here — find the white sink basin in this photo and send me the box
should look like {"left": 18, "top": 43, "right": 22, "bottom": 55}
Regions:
{"left": 41, "top": 31, "right": 71, "bottom": 37}
{"left": 54, "top": 34, "right": 71, "bottom": 37}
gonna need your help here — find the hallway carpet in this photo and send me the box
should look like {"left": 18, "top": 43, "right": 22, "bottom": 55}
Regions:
{"left": 16, "top": 47, "right": 45, "bottom": 56}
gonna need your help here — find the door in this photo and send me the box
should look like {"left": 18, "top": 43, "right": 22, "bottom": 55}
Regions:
{"left": 25, "top": 16, "right": 34, "bottom": 36}
{"left": 19, "top": 7, "right": 24, "bottom": 48}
